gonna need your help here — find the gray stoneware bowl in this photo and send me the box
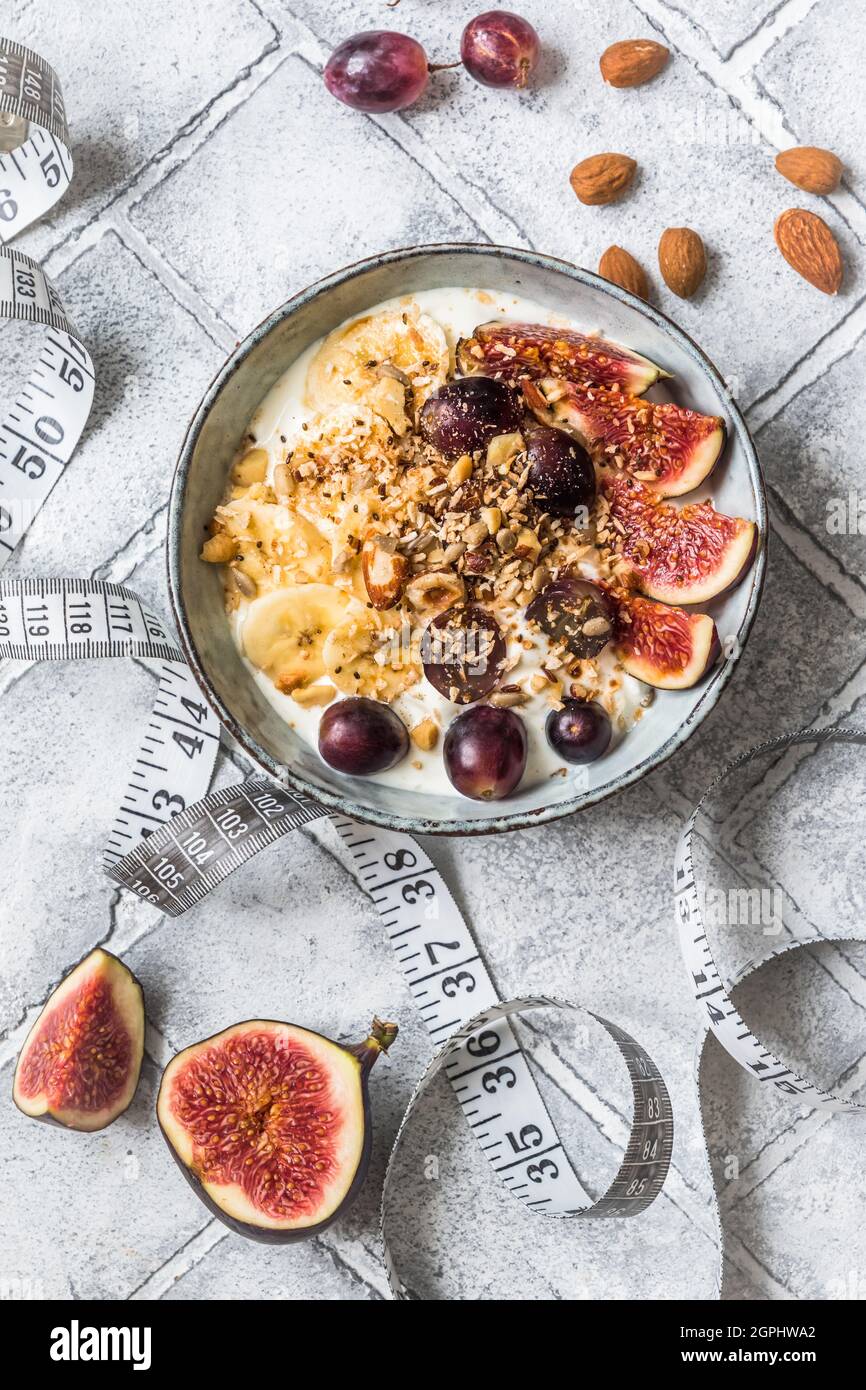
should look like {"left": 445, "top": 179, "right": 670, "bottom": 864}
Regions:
{"left": 168, "top": 243, "right": 766, "bottom": 834}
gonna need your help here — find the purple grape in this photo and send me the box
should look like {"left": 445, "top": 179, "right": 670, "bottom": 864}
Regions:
{"left": 460, "top": 10, "right": 540, "bottom": 89}
{"left": 324, "top": 31, "right": 429, "bottom": 113}
{"left": 444, "top": 705, "right": 527, "bottom": 800}
{"left": 422, "top": 605, "right": 507, "bottom": 703}
{"left": 318, "top": 697, "right": 409, "bottom": 775}
{"left": 419, "top": 377, "right": 523, "bottom": 458}
{"left": 525, "top": 425, "right": 595, "bottom": 517}
{"left": 545, "top": 700, "right": 611, "bottom": 764}
{"left": 525, "top": 577, "right": 616, "bottom": 660}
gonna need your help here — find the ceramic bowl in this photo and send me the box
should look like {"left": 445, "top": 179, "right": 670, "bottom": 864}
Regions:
{"left": 168, "top": 243, "right": 766, "bottom": 834}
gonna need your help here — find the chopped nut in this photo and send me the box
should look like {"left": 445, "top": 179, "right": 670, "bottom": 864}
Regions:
{"left": 496, "top": 527, "right": 517, "bottom": 554}
{"left": 232, "top": 448, "right": 268, "bottom": 487}
{"left": 442, "top": 540, "right": 467, "bottom": 565}
{"left": 514, "top": 527, "right": 541, "bottom": 560}
{"left": 200, "top": 533, "right": 236, "bottom": 564}
{"left": 481, "top": 506, "right": 502, "bottom": 535}
{"left": 463, "top": 520, "right": 489, "bottom": 548}
{"left": 489, "top": 690, "right": 528, "bottom": 708}
{"left": 529, "top": 672, "right": 549, "bottom": 694}
{"left": 530, "top": 564, "right": 549, "bottom": 592}
{"left": 582, "top": 616, "right": 612, "bottom": 638}
{"left": 486, "top": 432, "right": 524, "bottom": 470}
{"left": 447, "top": 455, "right": 473, "bottom": 488}
{"left": 411, "top": 717, "right": 439, "bottom": 751}
{"left": 291, "top": 684, "right": 335, "bottom": 708}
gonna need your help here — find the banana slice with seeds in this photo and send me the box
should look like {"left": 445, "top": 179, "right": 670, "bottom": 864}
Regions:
{"left": 218, "top": 498, "right": 332, "bottom": 593}
{"left": 306, "top": 307, "right": 450, "bottom": 436}
{"left": 242, "top": 584, "right": 353, "bottom": 693}
{"left": 323, "top": 612, "right": 421, "bottom": 701}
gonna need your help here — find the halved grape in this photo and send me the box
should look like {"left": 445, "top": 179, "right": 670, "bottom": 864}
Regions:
{"left": 545, "top": 699, "right": 611, "bottom": 764}
{"left": 444, "top": 705, "right": 527, "bottom": 800}
{"left": 422, "top": 604, "right": 507, "bottom": 703}
{"left": 419, "top": 377, "right": 523, "bottom": 458}
{"left": 461, "top": 10, "right": 540, "bottom": 89}
{"left": 318, "top": 697, "right": 409, "bottom": 774}
{"left": 525, "top": 425, "right": 596, "bottom": 518}
{"left": 324, "top": 31, "right": 429, "bottom": 113}
{"left": 525, "top": 577, "right": 616, "bottom": 660}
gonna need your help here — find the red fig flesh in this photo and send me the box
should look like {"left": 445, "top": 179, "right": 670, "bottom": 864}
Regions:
{"left": 457, "top": 321, "right": 665, "bottom": 395}
{"left": 598, "top": 472, "right": 757, "bottom": 605}
{"left": 13, "top": 948, "right": 144, "bottom": 1132}
{"left": 525, "top": 378, "right": 726, "bottom": 497}
{"left": 615, "top": 593, "right": 721, "bottom": 689}
{"left": 157, "top": 1017, "right": 397, "bottom": 1243}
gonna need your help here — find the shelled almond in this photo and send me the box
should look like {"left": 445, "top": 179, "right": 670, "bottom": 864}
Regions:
{"left": 599, "top": 245, "right": 651, "bottom": 299}
{"left": 775, "top": 146, "right": 843, "bottom": 196}
{"left": 600, "top": 39, "right": 669, "bottom": 88}
{"left": 774, "top": 208, "right": 843, "bottom": 295}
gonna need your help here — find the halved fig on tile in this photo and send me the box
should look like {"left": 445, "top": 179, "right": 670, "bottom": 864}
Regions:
{"left": 157, "top": 1016, "right": 397, "bottom": 1243}
{"left": 13, "top": 949, "right": 144, "bottom": 1132}
{"left": 456, "top": 321, "right": 665, "bottom": 395}
{"left": 524, "top": 378, "right": 726, "bottom": 497}
{"left": 598, "top": 472, "right": 757, "bottom": 605}
{"left": 615, "top": 593, "right": 720, "bottom": 689}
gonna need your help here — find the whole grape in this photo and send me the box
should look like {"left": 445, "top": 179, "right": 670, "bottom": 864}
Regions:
{"left": 318, "top": 697, "right": 409, "bottom": 775}
{"left": 419, "top": 377, "right": 523, "bottom": 458}
{"left": 525, "top": 425, "right": 596, "bottom": 517}
{"left": 324, "top": 31, "right": 430, "bottom": 113}
{"left": 461, "top": 11, "right": 540, "bottom": 89}
{"left": 444, "top": 704, "right": 527, "bottom": 800}
{"left": 545, "top": 700, "right": 612, "bottom": 764}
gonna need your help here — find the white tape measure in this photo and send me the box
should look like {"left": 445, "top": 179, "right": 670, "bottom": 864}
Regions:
{"left": 0, "top": 576, "right": 673, "bottom": 1298}
{"left": 0, "top": 39, "right": 93, "bottom": 569}
{"left": 676, "top": 726, "right": 866, "bottom": 1115}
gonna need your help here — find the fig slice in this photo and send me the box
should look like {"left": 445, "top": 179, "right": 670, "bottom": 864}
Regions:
{"left": 13, "top": 948, "right": 145, "bottom": 1132}
{"left": 525, "top": 377, "right": 726, "bottom": 497}
{"left": 157, "top": 1016, "right": 397, "bottom": 1244}
{"left": 456, "top": 320, "right": 665, "bottom": 395}
{"left": 615, "top": 593, "right": 720, "bottom": 689}
{"left": 598, "top": 471, "right": 757, "bottom": 605}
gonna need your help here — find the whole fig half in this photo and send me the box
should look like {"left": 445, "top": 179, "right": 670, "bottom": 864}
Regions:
{"left": 13, "top": 948, "right": 145, "bottom": 1132}
{"left": 157, "top": 1016, "right": 398, "bottom": 1243}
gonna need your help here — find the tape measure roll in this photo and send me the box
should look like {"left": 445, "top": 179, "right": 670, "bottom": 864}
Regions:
{"left": 0, "top": 575, "right": 674, "bottom": 1295}
{"left": 0, "top": 38, "right": 93, "bottom": 570}
{"left": 677, "top": 726, "right": 866, "bottom": 1114}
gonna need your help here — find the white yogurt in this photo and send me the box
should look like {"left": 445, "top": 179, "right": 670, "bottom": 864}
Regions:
{"left": 229, "top": 287, "right": 649, "bottom": 796}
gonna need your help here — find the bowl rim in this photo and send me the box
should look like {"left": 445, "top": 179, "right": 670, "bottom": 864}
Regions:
{"left": 167, "top": 240, "right": 767, "bottom": 835}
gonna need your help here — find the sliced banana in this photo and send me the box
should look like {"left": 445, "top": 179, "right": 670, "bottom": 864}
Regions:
{"left": 242, "top": 584, "right": 352, "bottom": 693}
{"left": 323, "top": 612, "right": 420, "bottom": 701}
{"left": 305, "top": 306, "right": 450, "bottom": 435}
{"left": 218, "top": 497, "right": 332, "bottom": 593}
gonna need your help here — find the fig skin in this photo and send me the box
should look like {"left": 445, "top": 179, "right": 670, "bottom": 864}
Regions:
{"left": 157, "top": 1017, "right": 397, "bottom": 1245}
{"left": 13, "top": 947, "right": 145, "bottom": 1133}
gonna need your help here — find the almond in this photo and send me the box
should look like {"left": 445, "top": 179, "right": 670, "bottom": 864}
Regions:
{"left": 775, "top": 146, "right": 842, "bottom": 196}
{"left": 774, "top": 208, "right": 843, "bottom": 295}
{"left": 570, "top": 152, "right": 637, "bottom": 206}
{"left": 598, "top": 245, "right": 650, "bottom": 299}
{"left": 600, "top": 39, "right": 669, "bottom": 88}
{"left": 658, "top": 227, "right": 707, "bottom": 299}
{"left": 361, "top": 532, "right": 408, "bottom": 609}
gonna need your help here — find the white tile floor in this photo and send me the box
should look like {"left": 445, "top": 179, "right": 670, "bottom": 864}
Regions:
{"left": 2, "top": 0, "right": 866, "bottom": 1301}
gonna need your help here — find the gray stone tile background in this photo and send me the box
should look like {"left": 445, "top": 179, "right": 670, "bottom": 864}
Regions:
{"left": 1, "top": 0, "right": 865, "bottom": 1302}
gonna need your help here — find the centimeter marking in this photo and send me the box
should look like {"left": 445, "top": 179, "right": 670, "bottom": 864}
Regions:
{"left": 0, "top": 578, "right": 221, "bottom": 859}
{"left": 104, "top": 760, "right": 672, "bottom": 1221}
{"left": 674, "top": 726, "right": 866, "bottom": 1114}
